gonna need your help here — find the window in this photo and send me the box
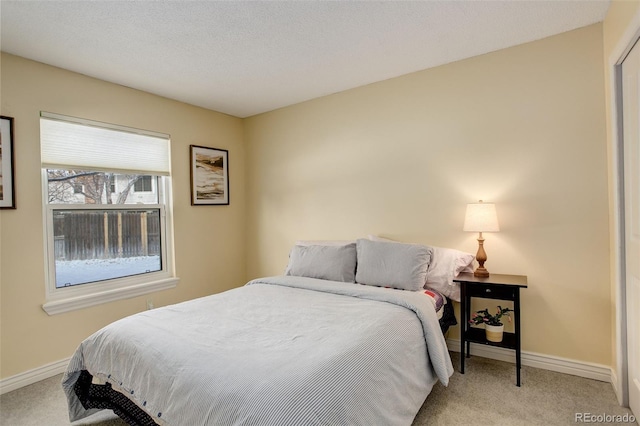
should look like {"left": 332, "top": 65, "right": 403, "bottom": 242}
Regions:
{"left": 134, "top": 175, "right": 153, "bottom": 192}
{"left": 48, "top": 172, "right": 162, "bottom": 287}
{"left": 40, "top": 112, "right": 178, "bottom": 315}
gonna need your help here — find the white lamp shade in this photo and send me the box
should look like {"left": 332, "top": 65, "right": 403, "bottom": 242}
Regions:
{"left": 463, "top": 202, "right": 500, "bottom": 232}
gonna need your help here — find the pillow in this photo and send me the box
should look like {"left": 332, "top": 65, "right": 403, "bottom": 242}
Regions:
{"left": 285, "top": 243, "right": 357, "bottom": 283}
{"left": 367, "top": 234, "right": 395, "bottom": 242}
{"left": 421, "top": 288, "right": 446, "bottom": 312}
{"left": 355, "top": 238, "right": 431, "bottom": 291}
{"left": 425, "top": 246, "right": 474, "bottom": 302}
{"left": 295, "top": 240, "right": 354, "bottom": 246}
{"left": 367, "top": 234, "right": 474, "bottom": 301}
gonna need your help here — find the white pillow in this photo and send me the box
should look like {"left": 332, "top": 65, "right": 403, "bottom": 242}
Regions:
{"left": 295, "top": 240, "right": 355, "bottom": 246}
{"left": 285, "top": 243, "right": 357, "bottom": 283}
{"left": 355, "top": 239, "right": 431, "bottom": 291}
{"left": 367, "top": 234, "right": 394, "bottom": 243}
{"left": 425, "top": 246, "right": 474, "bottom": 302}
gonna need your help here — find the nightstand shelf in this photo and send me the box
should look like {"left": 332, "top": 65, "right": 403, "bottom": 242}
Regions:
{"left": 466, "top": 327, "right": 517, "bottom": 349}
{"left": 454, "top": 272, "right": 528, "bottom": 386}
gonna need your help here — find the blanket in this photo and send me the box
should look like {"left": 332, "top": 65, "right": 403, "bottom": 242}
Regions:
{"left": 63, "top": 275, "right": 454, "bottom": 425}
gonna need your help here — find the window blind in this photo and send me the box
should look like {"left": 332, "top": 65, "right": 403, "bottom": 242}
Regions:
{"left": 40, "top": 113, "right": 171, "bottom": 176}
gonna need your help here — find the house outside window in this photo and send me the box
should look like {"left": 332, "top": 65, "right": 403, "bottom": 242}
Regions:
{"left": 40, "top": 112, "right": 178, "bottom": 315}
{"left": 134, "top": 175, "right": 153, "bottom": 193}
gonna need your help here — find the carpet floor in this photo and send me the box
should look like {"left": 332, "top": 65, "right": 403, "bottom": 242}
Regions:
{"left": 1, "top": 352, "right": 635, "bottom": 425}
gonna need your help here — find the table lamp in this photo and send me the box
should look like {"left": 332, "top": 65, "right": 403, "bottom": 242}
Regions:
{"left": 463, "top": 200, "right": 500, "bottom": 277}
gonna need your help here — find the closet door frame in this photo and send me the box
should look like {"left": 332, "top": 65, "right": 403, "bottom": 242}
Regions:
{"left": 608, "top": 8, "right": 640, "bottom": 409}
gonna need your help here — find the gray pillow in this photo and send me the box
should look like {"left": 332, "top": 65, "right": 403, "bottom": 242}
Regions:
{"left": 355, "top": 239, "right": 432, "bottom": 291}
{"left": 285, "top": 243, "right": 357, "bottom": 283}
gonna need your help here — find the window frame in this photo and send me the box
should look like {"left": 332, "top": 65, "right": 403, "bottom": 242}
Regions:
{"left": 42, "top": 174, "right": 178, "bottom": 315}
{"left": 40, "top": 116, "right": 178, "bottom": 315}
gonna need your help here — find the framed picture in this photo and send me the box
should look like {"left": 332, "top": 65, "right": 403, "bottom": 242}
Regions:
{"left": 0, "top": 116, "right": 15, "bottom": 209}
{"left": 190, "top": 145, "right": 229, "bottom": 205}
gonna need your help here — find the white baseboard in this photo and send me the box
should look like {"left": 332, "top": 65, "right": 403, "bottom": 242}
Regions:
{"left": 447, "top": 338, "right": 613, "bottom": 383}
{"left": 611, "top": 369, "right": 626, "bottom": 406}
{"left": 0, "top": 342, "right": 615, "bottom": 395}
{"left": 0, "top": 357, "right": 70, "bottom": 395}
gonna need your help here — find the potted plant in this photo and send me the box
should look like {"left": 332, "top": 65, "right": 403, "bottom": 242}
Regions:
{"left": 469, "top": 306, "right": 513, "bottom": 342}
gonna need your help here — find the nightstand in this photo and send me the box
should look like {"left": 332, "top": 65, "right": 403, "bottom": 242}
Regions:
{"left": 454, "top": 272, "right": 528, "bottom": 386}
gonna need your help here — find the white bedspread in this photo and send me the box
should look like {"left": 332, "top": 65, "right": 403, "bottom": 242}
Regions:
{"left": 63, "top": 276, "right": 454, "bottom": 425}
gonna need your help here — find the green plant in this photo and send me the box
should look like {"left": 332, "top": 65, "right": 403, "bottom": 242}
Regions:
{"left": 469, "top": 305, "right": 513, "bottom": 326}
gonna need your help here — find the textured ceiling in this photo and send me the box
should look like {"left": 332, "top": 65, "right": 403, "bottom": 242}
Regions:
{"left": 1, "top": 1, "right": 610, "bottom": 118}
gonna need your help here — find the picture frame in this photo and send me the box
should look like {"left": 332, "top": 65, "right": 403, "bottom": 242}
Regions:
{"left": 190, "top": 145, "right": 229, "bottom": 205}
{"left": 0, "top": 116, "right": 16, "bottom": 209}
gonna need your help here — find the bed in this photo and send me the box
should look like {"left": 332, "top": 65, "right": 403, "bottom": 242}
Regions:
{"left": 62, "top": 238, "right": 472, "bottom": 425}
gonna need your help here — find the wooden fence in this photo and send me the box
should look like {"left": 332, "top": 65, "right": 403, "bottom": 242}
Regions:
{"left": 53, "top": 210, "right": 160, "bottom": 261}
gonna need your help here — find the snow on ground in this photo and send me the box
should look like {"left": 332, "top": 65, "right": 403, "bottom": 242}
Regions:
{"left": 56, "top": 256, "right": 161, "bottom": 288}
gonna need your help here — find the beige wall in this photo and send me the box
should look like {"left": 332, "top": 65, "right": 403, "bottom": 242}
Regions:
{"left": 244, "top": 24, "right": 611, "bottom": 365}
{"left": 0, "top": 53, "right": 246, "bottom": 378}
{"left": 0, "top": 19, "right": 618, "bottom": 380}
{"left": 602, "top": 0, "right": 640, "bottom": 397}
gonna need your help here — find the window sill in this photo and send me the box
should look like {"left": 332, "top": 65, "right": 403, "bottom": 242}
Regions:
{"left": 42, "top": 277, "right": 179, "bottom": 315}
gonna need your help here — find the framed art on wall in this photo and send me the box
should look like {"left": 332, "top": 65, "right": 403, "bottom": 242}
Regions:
{"left": 0, "top": 116, "right": 15, "bottom": 209}
{"left": 190, "top": 145, "right": 229, "bottom": 205}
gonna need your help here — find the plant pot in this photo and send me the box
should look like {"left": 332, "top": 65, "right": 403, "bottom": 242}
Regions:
{"left": 485, "top": 324, "right": 504, "bottom": 342}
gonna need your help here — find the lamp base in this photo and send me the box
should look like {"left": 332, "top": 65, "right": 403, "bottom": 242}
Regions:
{"left": 473, "top": 234, "right": 490, "bottom": 278}
{"left": 473, "top": 267, "right": 490, "bottom": 278}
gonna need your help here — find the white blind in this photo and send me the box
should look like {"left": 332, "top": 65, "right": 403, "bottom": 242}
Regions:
{"left": 40, "top": 113, "right": 171, "bottom": 176}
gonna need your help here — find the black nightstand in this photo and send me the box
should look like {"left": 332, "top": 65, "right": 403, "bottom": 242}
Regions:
{"left": 454, "top": 272, "right": 528, "bottom": 386}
